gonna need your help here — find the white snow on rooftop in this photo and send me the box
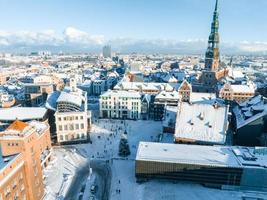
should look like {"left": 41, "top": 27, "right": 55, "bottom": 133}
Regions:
{"left": 190, "top": 92, "right": 217, "bottom": 103}
{"left": 233, "top": 95, "right": 267, "bottom": 129}
{"left": 57, "top": 91, "right": 82, "bottom": 107}
{"left": 0, "top": 107, "right": 47, "bottom": 121}
{"left": 230, "top": 84, "right": 255, "bottom": 93}
{"left": 101, "top": 90, "right": 141, "bottom": 98}
{"left": 28, "top": 121, "right": 48, "bottom": 134}
{"left": 114, "top": 82, "right": 174, "bottom": 93}
{"left": 155, "top": 91, "right": 179, "bottom": 100}
{"left": 136, "top": 142, "right": 267, "bottom": 169}
{"left": 174, "top": 102, "right": 229, "bottom": 144}
{"left": 45, "top": 91, "right": 61, "bottom": 111}
{"left": 136, "top": 142, "right": 240, "bottom": 167}
{"left": 1, "top": 120, "right": 48, "bottom": 140}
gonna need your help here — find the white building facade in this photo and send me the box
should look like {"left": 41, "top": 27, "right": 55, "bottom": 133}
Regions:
{"left": 100, "top": 90, "right": 141, "bottom": 119}
{"left": 55, "top": 76, "right": 90, "bottom": 144}
{"left": 55, "top": 111, "right": 88, "bottom": 143}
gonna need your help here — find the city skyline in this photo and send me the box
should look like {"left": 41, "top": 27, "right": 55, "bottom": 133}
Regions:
{"left": 0, "top": 0, "right": 267, "bottom": 54}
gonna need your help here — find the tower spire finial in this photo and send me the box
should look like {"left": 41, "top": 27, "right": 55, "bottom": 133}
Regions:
{"left": 215, "top": 0, "right": 219, "bottom": 12}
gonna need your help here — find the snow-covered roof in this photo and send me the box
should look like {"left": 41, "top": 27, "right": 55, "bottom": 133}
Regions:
{"left": 229, "top": 69, "right": 245, "bottom": 79}
{"left": 230, "top": 84, "right": 255, "bottom": 94}
{"left": 155, "top": 91, "right": 179, "bottom": 101}
{"left": 28, "top": 121, "right": 48, "bottom": 134}
{"left": 45, "top": 91, "right": 61, "bottom": 111}
{"left": 114, "top": 82, "right": 139, "bottom": 90}
{"left": 136, "top": 142, "right": 267, "bottom": 168}
{"left": 0, "top": 107, "right": 47, "bottom": 121}
{"left": 233, "top": 95, "right": 267, "bottom": 129}
{"left": 57, "top": 92, "right": 82, "bottom": 107}
{"left": 0, "top": 120, "right": 48, "bottom": 140}
{"left": 190, "top": 93, "right": 224, "bottom": 105}
{"left": 162, "top": 74, "right": 177, "bottom": 83}
{"left": 174, "top": 102, "right": 229, "bottom": 145}
{"left": 101, "top": 90, "right": 141, "bottom": 98}
{"left": 114, "top": 82, "right": 174, "bottom": 93}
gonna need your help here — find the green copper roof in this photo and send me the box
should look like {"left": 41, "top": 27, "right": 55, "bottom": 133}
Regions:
{"left": 204, "top": 0, "right": 220, "bottom": 71}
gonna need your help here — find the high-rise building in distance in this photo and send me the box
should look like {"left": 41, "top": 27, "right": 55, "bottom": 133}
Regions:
{"left": 103, "top": 45, "right": 112, "bottom": 58}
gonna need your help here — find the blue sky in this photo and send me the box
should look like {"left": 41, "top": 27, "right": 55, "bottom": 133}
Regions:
{"left": 0, "top": 0, "right": 267, "bottom": 53}
{"left": 0, "top": 0, "right": 266, "bottom": 41}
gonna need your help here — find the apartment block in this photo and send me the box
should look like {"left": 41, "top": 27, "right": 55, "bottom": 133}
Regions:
{"left": 0, "top": 120, "right": 52, "bottom": 200}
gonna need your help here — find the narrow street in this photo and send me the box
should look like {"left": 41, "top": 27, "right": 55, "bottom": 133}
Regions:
{"left": 90, "top": 160, "right": 112, "bottom": 200}
{"left": 64, "top": 151, "right": 90, "bottom": 200}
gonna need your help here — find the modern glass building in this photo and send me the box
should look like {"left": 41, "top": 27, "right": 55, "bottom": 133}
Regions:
{"left": 135, "top": 142, "right": 267, "bottom": 191}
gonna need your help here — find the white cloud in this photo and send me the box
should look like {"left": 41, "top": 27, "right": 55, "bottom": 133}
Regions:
{"left": 0, "top": 38, "right": 9, "bottom": 46}
{"left": 237, "top": 41, "right": 267, "bottom": 52}
{"left": 0, "top": 27, "right": 266, "bottom": 54}
{"left": 64, "top": 27, "right": 105, "bottom": 45}
{"left": 0, "top": 27, "right": 105, "bottom": 47}
{"left": 0, "top": 30, "right": 63, "bottom": 46}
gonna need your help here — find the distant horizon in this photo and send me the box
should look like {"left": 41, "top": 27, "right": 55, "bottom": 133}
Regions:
{"left": 0, "top": 0, "right": 267, "bottom": 54}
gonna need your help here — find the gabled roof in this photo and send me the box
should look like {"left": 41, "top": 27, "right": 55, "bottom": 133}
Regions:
{"left": 175, "top": 101, "right": 229, "bottom": 144}
{"left": 178, "top": 80, "right": 192, "bottom": 91}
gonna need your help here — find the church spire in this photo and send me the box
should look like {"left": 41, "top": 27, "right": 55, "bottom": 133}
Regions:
{"left": 204, "top": 0, "right": 220, "bottom": 72}
{"left": 215, "top": 0, "right": 218, "bottom": 12}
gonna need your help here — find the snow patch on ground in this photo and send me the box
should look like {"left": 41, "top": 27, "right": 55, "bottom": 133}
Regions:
{"left": 43, "top": 148, "right": 88, "bottom": 200}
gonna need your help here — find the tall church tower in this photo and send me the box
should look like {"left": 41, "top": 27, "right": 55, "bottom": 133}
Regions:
{"left": 195, "top": 0, "right": 220, "bottom": 92}
{"left": 205, "top": 0, "right": 220, "bottom": 72}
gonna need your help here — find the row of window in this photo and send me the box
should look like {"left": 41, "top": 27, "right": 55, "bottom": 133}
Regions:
{"left": 58, "top": 116, "right": 84, "bottom": 121}
{"left": 101, "top": 105, "right": 140, "bottom": 110}
{"left": 7, "top": 142, "right": 18, "bottom": 147}
{"left": 102, "top": 101, "right": 138, "bottom": 105}
{"left": 101, "top": 97, "right": 140, "bottom": 100}
{"left": 59, "top": 133, "right": 86, "bottom": 141}
{"left": 58, "top": 123, "right": 85, "bottom": 131}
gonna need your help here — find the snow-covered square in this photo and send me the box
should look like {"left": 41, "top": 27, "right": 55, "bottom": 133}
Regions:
{"left": 44, "top": 119, "right": 267, "bottom": 200}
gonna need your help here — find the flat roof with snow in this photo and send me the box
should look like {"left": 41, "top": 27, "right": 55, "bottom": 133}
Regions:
{"left": 0, "top": 107, "right": 47, "bottom": 121}
{"left": 114, "top": 82, "right": 174, "bottom": 92}
{"left": 136, "top": 142, "right": 267, "bottom": 169}
{"left": 101, "top": 90, "right": 141, "bottom": 98}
